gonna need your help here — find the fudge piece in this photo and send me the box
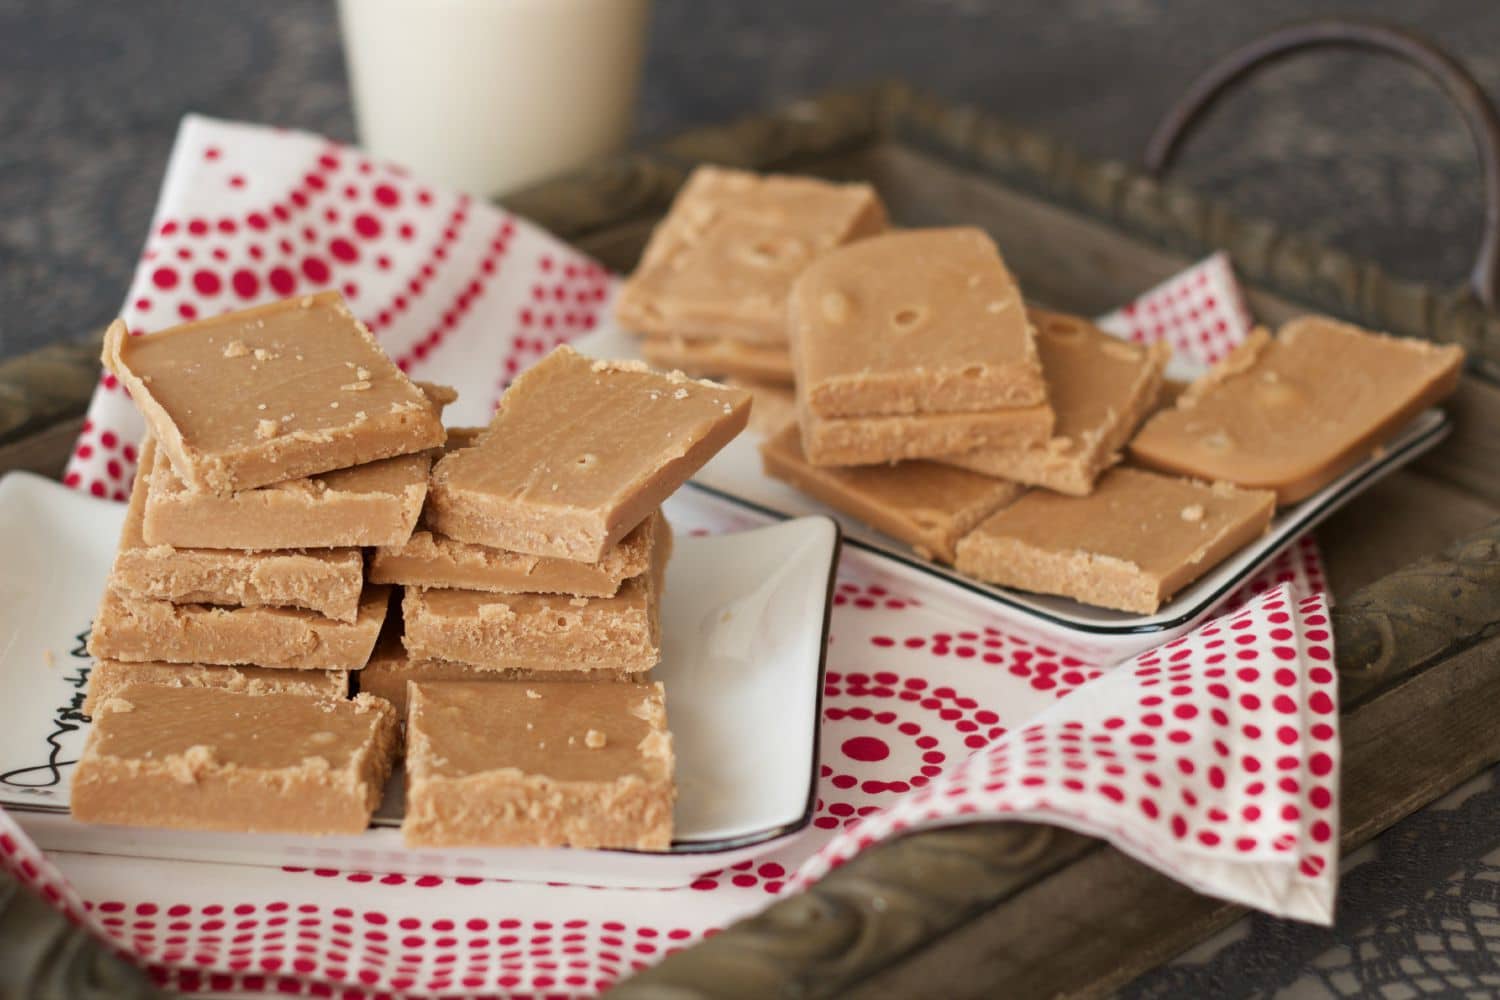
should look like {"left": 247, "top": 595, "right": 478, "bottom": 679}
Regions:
{"left": 799, "top": 399, "right": 1053, "bottom": 467}
{"left": 1130, "top": 317, "right": 1465, "bottom": 504}
{"left": 84, "top": 661, "right": 348, "bottom": 716}
{"left": 371, "top": 509, "right": 667, "bottom": 598}
{"left": 112, "top": 440, "right": 364, "bottom": 620}
{"left": 790, "top": 228, "right": 1045, "bottom": 418}
{"left": 428, "top": 345, "right": 748, "bottom": 560}
{"left": 941, "top": 310, "right": 1170, "bottom": 495}
{"left": 87, "top": 586, "right": 390, "bottom": 670}
{"left": 640, "top": 334, "right": 794, "bottom": 385}
{"left": 101, "top": 291, "right": 445, "bottom": 495}
{"left": 954, "top": 467, "right": 1275, "bottom": 614}
{"left": 615, "top": 165, "right": 886, "bottom": 345}
{"left": 729, "top": 377, "right": 799, "bottom": 437}
{"left": 71, "top": 687, "right": 397, "bottom": 835}
{"left": 401, "top": 532, "right": 667, "bottom": 673}
{"left": 402, "top": 680, "right": 674, "bottom": 849}
{"left": 359, "top": 639, "right": 638, "bottom": 719}
{"left": 761, "top": 424, "right": 1021, "bottom": 563}
{"left": 140, "top": 381, "right": 449, "bottom": 550}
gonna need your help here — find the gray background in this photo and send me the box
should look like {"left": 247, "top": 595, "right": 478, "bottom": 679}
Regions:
{"left": 4, "top": 1, "right": 1500, "bottom": 995}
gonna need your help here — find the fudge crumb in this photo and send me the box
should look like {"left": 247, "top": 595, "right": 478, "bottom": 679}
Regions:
{"left": 525, "top": 689, "right": 542, "bottom": 700}
{"left": 575, "top": 453, "right": 597, "bottom": 469}
{"left": 584, "top": 729, "right": 607, "bottom": 749}
{"left": 329, "top": 401, "right": 340, "bottom": 409}
{"left": 673, "top": 387, "right": 689, "bottom": 400}
{"left": 256, "top": 419, "right": 281, "bottom": 439}
{"left": 356, "top": 367, "right": 371, "bottom": 381}
{"left": 568, "top": 736, "right": 576, "bottom": 746}
{"left": 253, "top": 347, "right": 274, "bottom": 361}
{"left": 257, "top": 403, "right": 267, "bottom": 410}
{"left": 299, "top": 295, "right": 315, "bottom": 308}
{"left": 525, "top": 722, "right": 534, "bottom": 731}
{"left": 222, "top": 340, "right": 249, "bottom": 358}
{"left": 102, "top": 696, "right": 134, "bottom": 714}
{"left": 1180, "top": 504, "right": 1205, "bottom": 523}
{"left": 1201, "top": 430, "right": 1233, "bottom": 454}
{"left": 341, "top": 381, "right": 372, "bottom": 392}
{"left": 569, "top": 597, "right": 588, "bottom": 607}
{"left": 986, "top": 300, "right": 1011, "bottom": 314}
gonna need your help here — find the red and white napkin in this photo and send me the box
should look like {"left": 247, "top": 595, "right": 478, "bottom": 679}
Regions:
{"left": 2, "top": 115, "right": 1337, "bottom": 997}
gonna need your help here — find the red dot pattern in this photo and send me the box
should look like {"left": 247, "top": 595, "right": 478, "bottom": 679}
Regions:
{"left": 494, "top": 250, "right": 611, "bottom": 404}
{"left": 796, "top": 584, "right": 1339, "bottom": 919}
{"left": 1097, "top": 251, "right": 1253, "bottom": 367}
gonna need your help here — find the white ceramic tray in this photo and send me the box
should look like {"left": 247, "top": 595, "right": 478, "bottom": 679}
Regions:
{"left": 570, "top": 325, "right": 1450, "bottom": 659}
{"left": 0, "top": 472, "right": 839, "bottom": 887}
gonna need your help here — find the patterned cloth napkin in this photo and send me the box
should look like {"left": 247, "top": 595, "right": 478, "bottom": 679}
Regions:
{"left": 2, "top": 116, "right": 1338, "bottom": 997}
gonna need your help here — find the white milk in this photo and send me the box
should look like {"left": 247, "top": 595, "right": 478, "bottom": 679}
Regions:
{"left": 338, "top": 0, "right": 651, "bottom": 196}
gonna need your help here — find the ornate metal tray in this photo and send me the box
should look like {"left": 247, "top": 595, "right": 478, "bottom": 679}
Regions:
{"left": 3, "top": 17, "right": 1499, "bottom": 999}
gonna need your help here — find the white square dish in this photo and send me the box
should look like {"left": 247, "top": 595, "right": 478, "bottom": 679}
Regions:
{"left": 0, "top": 472, "right": 839, "bottom": 887}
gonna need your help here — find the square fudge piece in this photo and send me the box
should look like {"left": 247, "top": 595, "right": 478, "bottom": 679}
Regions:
{"left": 615, "top": 165, "right": 886, "bottom": 345}
{"left": 791, "top": 228, "right": 1045, "bottom": 418}
{"left": 139, "top": 383, "right": 450, "bottom": 550}
{"left": 372, "top": 507, "right": 667, "bottom": 598}
{"left": 402, "top": 680, "right": 674, "bottom": 849}
{"left": 72, "top": 687, "right": 397, "bottom": 835}
{"left": 1130, "top": 317, "right": 1465, "bottom": 504}
{"left": 428, "top": 345, "right": 748, "bottom": 560}
{"left": 798, "top": 398, "right": 1053, "bottom": 467}
{"left": 954, "top": 467, "right": 1275, "bottom": 614}
{"left": 102, "top": 291, "right": 445, "bottom": 496}
{"left": 113, "top": 440, "right": 364, "bottom": 620}
{"left": 359, "top": 637, "right": 637, "bottom": 719}
{"left": 400, "top": 529, "right": 668, "bottom": 673}
{"left": 87, "top": 586, "right": 390, "bottom": 670}
{"left": 84, "top": 661, "right": 348, "bottom": 716}
{"left": 941, "top": 310, "right": 1170, "bottom": 495}
{"left": 761, "top": 423, "right": 1021, "bottom": 563}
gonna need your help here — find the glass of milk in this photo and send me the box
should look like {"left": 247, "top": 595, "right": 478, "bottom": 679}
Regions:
{"left": 338, "top": 0, "right": 652, "bottom": 197}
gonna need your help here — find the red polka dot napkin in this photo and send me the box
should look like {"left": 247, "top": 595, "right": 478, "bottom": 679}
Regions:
{"left": 3, "top": 115, "right": 1338, "bottom": 997}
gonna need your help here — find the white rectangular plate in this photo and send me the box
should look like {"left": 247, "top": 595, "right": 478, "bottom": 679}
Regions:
{"left": 569, "top": 324, "right": 1450, "bottom": 659}
{"left": 0, "top": 472, "right": 839, "bottom": 887}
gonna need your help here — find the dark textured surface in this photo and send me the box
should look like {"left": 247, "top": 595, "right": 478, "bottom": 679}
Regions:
{"left": 3, "top": 0, "right": 1500, "bottom": 361}
{"left": 5, "top": 2, "right": 1500, "bottom": 996}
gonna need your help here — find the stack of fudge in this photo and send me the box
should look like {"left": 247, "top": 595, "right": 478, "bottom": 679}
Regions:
{"left": 71, "top": 291, "right": 751, "bottom": 852}
{"left": 618, "top": 166, "right": 1465, "bottom": 614}
{"left": 363, "top": 344, "right": 748, "bottom": 849}
{"left": 75, "top": 292, "right": 442, "bottom": 834}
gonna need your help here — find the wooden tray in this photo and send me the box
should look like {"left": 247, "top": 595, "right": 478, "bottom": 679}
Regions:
{"left": 5, "top": 18, "right": 1500, "bottom": 1000}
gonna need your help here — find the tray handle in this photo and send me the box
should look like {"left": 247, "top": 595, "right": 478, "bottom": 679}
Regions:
{"left": 1143, "top": 17, "right": 1500, "bottom": 310}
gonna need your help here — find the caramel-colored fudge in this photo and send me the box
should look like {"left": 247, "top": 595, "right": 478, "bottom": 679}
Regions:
{"left": 1130, "top": 317, "right": 1465, "bottom": 504}
{"left": 791, "top": 228, "right": 1045, "bottom": 418}
{"left": 954, "top": 468, "right": 1275, "bottom": 614}
{"left": 401, "top": 535, "right": 666, "bottom": 673}
{"left": 71, "top": 687, "right": 397, "bottom": 835}
{"left": 941, "top": 310, "right": 1170, "bottom": 495}
{"left": 428, "top": 345, "right": 748, "bottom": 560}
{"left": 615, "top": 165, "right": 886, "bottom": 345}
{"left": 372, "top": 509, "right": 667, "bottom": 598}
{"left": 102, "top": 292, "right": 445, "bottom": 496}
{"left": 359, "top": 640, "right": 637, "bottom": 719}
{"left": 143, "top": 446, "right": 430, "bottom": 551}
{"left": 761, "top": 424, "right": 1021, "bottom": 563}
{"left": 112, "top": 440, "right": 364, "bottom": 620}
{"left": 139, "top": 383, "right": 450, "bottom": 550}
{"left": 799, "top": 398, "right": 1053, "bottom": 467}
{"left": 640, "top": 334, "right": 794, "bottom": 386}
{"left": 87, "top": 586, "right": 390, "bottom": 670}
{"left": 84, "top": 661, "right": 348, "bottom": 716}
{"left": 402, "top": 680, "right": 674, "bottom": 849}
